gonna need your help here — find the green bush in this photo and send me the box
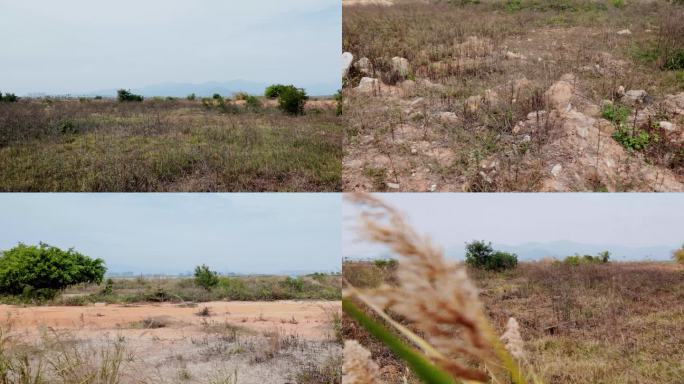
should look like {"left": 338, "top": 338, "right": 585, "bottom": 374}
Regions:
{"left": 464, "top": 240, "right": 518, "bottom": 271}
{"left": 283, "top": 276, "right": 305, "bottom": 292}
{"left": 563, "top": 251, "right": 611, "bottom": 265}
{"left": 664, "top": 50, "right": 684, "bottom": 71}
{"left": 277, "top": 85, "right": 308, "bottom": 115}
{"left": 194, "top": 264, "right": 219, "bottom": 290}
{"left": 264, "top": 84, "right": 289, "bottom": 98}
{"left": 117, "top": 89, "right": 143, "bottom": 102}
{"left": 187, "top": 93, "right": 196, "bottom": 101}
{"left": 373, "top": 258, "right": 398, "bottom": 269}
{"left": 212, "top": 93, "right": 223, "bottom": 101}
{"left": 602, "top": 103, "right": 656, "bottom": 151}
{"left": 245, "top": 95, "right": 262, "bottom": 111}
{"left": 334, "top": 90, "right": 343, "bottom": 116}
{"left": 0, "top": 92, "right": 19, "bottom": 103}
{"left": 672, "top": 245, "right": 684, "bottom": 264}
{"left": 0, "top": 243, "right": 106, "bottom": 297}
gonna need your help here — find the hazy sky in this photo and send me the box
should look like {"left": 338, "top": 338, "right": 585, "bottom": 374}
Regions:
{"left": 343, "top": 193, "right": 684, "bottom": 259}
{"left": 0, "top": 194, "right": 341, "bottom": 275}
{"left": 0, "top": 0, "right": 340, "bottom": 95}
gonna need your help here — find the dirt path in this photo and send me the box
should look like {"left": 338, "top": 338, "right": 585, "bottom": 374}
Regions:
{"left": 0, "top": 300, "right": 338, "bottom": 340}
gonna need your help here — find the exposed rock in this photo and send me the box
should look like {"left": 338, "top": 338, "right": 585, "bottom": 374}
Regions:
{"left": 617, "top": 29, "right": 632, "bottom": 35}
{"left": 505, "top": 51, "right": 526, "bottom": 60}
{"left": 429, "top": 184, "right": 438, "bottom": 192}
{"left": 356, "top": 77, "right": 380, "bottom": 94}
{"left": 386, "top": 182, "right": 400, "bottom": 190}
{"left": 437, "top": 111, "right": 459, "bottom": 123}
{"left": 551, "top": 164, "right": 563, "bottom": 177}
{"left": 623, "top": 89, "right": 648, "bottom": 104}
{"left": 342, "top": 52, "right": 354, "bottom": 77}
{"left": 355, "top": 57, "right": 373, "bottom": 75}
{"left": 662, "top": 92, "right": 684, "bottom": 115}
{"left": 659, "top": 121, "right": 676, "bottom": 132}
{"left": 391, "top": 57, "right": 410, "bottom": 78}
{"left": 545, "top": 79, "right": 574, "bottom": 111}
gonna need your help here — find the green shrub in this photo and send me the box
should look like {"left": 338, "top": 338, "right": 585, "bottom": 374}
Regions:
{"left": 0, "top": 243, "right": 106, "bottom": 296}
{"left": 264, "top": 84, "right": 289, "bottom": 98}
{"left": 277, "top": 85, "right": 308, "bottom": 115}
{"left": 194, "top": 264, "right": 219, "bottom": 290}
{"left": 373, "top": 258, "right": 398, "bottom": 269}
{"left": 117, "top": 89, "right": 143, "bottom": 102}
{"left": 464, "top": 241, "right": 518, "bottom": 271}
{"left": 664, "top": 50, "right": 684, "bottom": 70}
{"left": 187, "top": 93, "right": 196, "bottom": 101}
{"left": 0, "top": 92, "right": 19, "bottom": 103}
{"left": 563, "top": 251, "right": 611, "bottom": 265}
{"left": 612, "top": 126, "right": 655, "bottom": 151}
{"left": 334, "top": 90, "right": 343, "bottom": 116}
{"left": 283, "top": 276, "right": 305, "bottom": 292}
{"left": 212, "top": 93, "right": 223, "bottom": 100}
{"left": 673, "top": 245, "right": 684, "bottom": 264}
{"left": 94, "top": 95, "right": 103, "bottom": 100}
{"left": 612, "top": 0, "right": 625, "bottom": 8}
{"left": 245, "top": 95, "right": 262, "bottom": 111}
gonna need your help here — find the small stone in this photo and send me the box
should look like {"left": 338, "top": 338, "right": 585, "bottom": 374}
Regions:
{"left": 551, "top": 164, "right": 563, "bottom": 177}
{"left": 354, "top": 57, "right": 372, "bottom": 75}
{"left": 342, "top": 52, "right": 354, "bottom": 77}
{"left": 505, "top": 51, "right": 526, "bottom": 60}
{"left": 429, "top": 184, "right": 438, "bottom": 192}
{"left": 617, "top": 29, "right": 632, "bottom": 36}
{"left": 522, "top": 135, "right": 531, "bottom": 143}
{"left": 386, "top": 182, "right": 400, "bottom": 190}
{"left": 356, "top": 77, "right": 379, "bottom": 93}
{"left": 659, "top": 121, "right": 676, "bottom": 132}
{"left": 411, "top": 147, "right": 418, "bottom": 154}
{"left": 391, "top": 57, "right": 410, "bottom": 78}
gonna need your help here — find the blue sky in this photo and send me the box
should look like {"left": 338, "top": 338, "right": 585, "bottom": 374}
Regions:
{"left": 0, "top": 0, "right": 340, "bottom": 95}
{"left": 0, "top": 194, "right": 341, "bottom": 275}
{"left": 343, "top": 193, "right": 684, "bottom": 260}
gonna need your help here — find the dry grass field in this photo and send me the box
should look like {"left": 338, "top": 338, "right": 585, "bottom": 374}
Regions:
{"left": 0, "top": 98, "right": 342, "bottom": 192}
{"left": 342, "top": 0, "right": 684, "bottom": 191}
{"left": 0, "top": 275, "right": 342, "bottom": 384}
{"left": 343, "top": 260, "right": 684, "bottom": 383}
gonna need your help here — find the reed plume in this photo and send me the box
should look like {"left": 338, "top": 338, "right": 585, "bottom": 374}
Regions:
{"left": 344, "top": 193, "right": 532, "bottom": 384}
{"left": 343, "top": 340, "right": 384, "bottom": 384}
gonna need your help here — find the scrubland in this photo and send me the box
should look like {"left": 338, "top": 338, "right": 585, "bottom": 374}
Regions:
{"left": 342, "top": 0, "right": 684, "bottom": 191}
{"left": 0, "top": 98, "right": 342, "bottom": 192}
{"left": 344, "top": 260, "right": 684, "bottom": 383}
{"left": 0, "top": 274, "right": 342, "bottom": 383}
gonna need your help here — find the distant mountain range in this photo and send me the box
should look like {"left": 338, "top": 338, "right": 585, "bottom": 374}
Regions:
{"left": 445, "top": 240, "right": 676, "bottom": 261}
{"left": 26, "top": 80, "right": 339, "bottom": 98}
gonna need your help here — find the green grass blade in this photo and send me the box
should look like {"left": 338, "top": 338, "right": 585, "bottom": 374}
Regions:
{"left": 343, "top": 298, "right": 459, "bottom": 384}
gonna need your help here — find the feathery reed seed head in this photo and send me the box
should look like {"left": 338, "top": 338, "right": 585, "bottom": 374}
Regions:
{"left": 343, "top": 340, "right": 384, "bottom": 384}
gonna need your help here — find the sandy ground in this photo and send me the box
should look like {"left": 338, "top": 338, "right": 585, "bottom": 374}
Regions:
{"left": 0, "top": 300, "right": 337, "bottom": 340}
{"left": 0, "top": 301, "right": 341, "bottom": 383}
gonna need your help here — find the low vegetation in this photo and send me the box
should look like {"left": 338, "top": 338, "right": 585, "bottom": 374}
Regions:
{"left": 673, "top": 244, "right": 684, "bottom": 264}
{"left": 342, "top": 195, "right": 684, "bottom": 384}
{"left": 563, "top": 250, "right": 611, "bottom": 265}
{"left": 465, "top": 240, "right": 518, "bottom": 271}
{"left": 0, "top": 90, "right": 342, "bottom": 192}
{"left": 343, "top": 0, "right": 684, "bottom": 191}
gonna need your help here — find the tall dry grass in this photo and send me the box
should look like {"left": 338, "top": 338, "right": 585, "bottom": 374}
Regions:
{"left": 343, "top": 194, "right": 539, "bottom": 384}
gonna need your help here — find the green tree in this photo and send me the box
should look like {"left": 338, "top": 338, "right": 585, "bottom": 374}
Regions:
{"left": 0, "top": 243, "right": 106, "bottom": 298}
{"left": 464, "top": 240, "right": 518, "bottom": 271}
{"left": 277, "top": 85, "right": 308, "bottom": 115}
{"left": 117, "top": 89, "right": 144, "bottom": 102}
{"left": 264, "top": 84, "right": 289, "bottom": 98}
{"left": 194, "top": 264, "right": 219, "bottom": 290}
